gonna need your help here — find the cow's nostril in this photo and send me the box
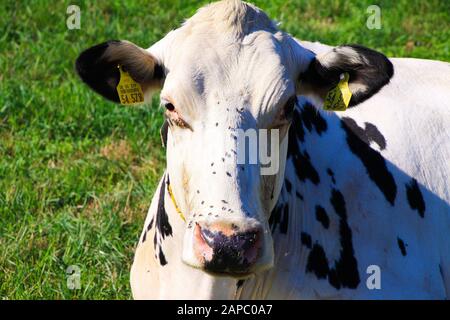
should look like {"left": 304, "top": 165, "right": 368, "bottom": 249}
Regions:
{"left": 193, "top": 222, "right": 262, "bottom": 275}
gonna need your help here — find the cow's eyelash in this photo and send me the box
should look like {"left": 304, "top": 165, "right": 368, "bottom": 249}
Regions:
{"left": 162, "top": 103, "right": 192, "bottom": 130}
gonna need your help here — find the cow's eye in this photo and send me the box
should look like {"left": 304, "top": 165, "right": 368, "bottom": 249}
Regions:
{"left": 163, "top": 102, "right": 191, "bottom": 130}
{"left": 165, "top": 103, "right": 175, "bottom": 111}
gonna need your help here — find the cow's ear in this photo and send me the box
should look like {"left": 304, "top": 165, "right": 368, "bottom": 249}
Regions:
{"left": 75, "top": 40, "right": 164, "bottom": 103}
{"left": 298, "top": 44, "right": 394, "bottom": 108}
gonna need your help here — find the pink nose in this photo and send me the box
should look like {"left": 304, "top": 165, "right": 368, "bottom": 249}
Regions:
{"left": 193, "top": 222, "right": 262, "bottom": 275}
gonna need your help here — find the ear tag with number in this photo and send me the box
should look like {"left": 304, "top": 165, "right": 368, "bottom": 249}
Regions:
{"left": 116, "top": 65, "right": 144, "bottom": 105}
{"left": 323, "top": 72, "right": 352, "bottom": 111}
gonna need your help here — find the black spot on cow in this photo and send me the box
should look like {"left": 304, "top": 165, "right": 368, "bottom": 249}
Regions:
{"left": 299, "top": 102, "right": 328, "bottom": 136}
{"left": 341, "top": 117, "right": 396, "bottom": 205}
{"left": 151, "top": 175, "right": 173, "bottom": 266}
{"left": 397, "top": 237, "right": 407, "bottom": 256}
{"left": 158, "top": 249, "right": 168, "bottom": 266}
{"left": 269, "top": 204, "right": 282, "bottom": 232}
{"left": 301, "top": 232, "right": 312, "bottom": 249}
{"left": 326, "top": 168, "right": 336, "bottom": 184}
{"left": 147, "top": 217, "right": 154, "bottom": 231}
{"left": 287, "top": 103, "right": 327, "bottom": 158}
{"left": 364, "top": 122, "right": 387, "bottom": 150}
{"left": 315, "top": 205, "right": 330, "bottom": 229}
{"left": 269, "top": 203, "right": 289, "bottom": 234}
{"left": 405, "top": 178, "right": 426, "bottom": 218}
{"left": 302, "top": 190, "right": 359, "bottom": 289}
{"left": 330, "top": 189, "right": 346, "bottom": 218}
{"left": 290, "top": 110, "right": 305, "bottom": 144}
{"left": 285, "top": 179, "right": 292, "bottom": 193}
{"left": 306, "top": 243, "right": 329, "bottom": 279}
{"left": 155, "top": 176, "right": 172, "bottom": 240}
{"left": 153, "top": 231, "right": 158, "bottom": 249}
{"left": 280, "top": 205, "right": 289, "bottom": 234}
{"left": 293, "top": 150, "right": 320, "bottom": 185}
{"left": 296, "top": 191, "right": 304, "bottom": 200}
{"left": 328, "top": 188, "right": 360, "bottom": 289}
{"left": 142, "top": 217, "right": 155, "bottom": 243}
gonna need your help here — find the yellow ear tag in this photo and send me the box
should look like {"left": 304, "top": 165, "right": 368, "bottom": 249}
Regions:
{"left": 116, "top": 65, "right": 144, "bottom": 105}
{"left": 323, "top": 72, "right": 352, "bottom": 111}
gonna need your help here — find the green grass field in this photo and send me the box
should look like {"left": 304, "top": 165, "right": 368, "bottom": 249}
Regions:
{"left": 0, "top": 0, "right": 449, "bottom": 299}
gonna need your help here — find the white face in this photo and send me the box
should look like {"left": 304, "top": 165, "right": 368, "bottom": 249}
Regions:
{"left": 151, "top": 25, "right": 302, "bottom": 275}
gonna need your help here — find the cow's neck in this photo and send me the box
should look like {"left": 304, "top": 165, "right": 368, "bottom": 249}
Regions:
{"left": 151, "top": 172, "right": 239, "bottom": 299}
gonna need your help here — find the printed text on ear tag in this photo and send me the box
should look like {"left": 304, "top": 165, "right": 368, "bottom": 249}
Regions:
{"left": 116, "top": 65, "right": 144, "bottom": 105}
{"left": 323, "top": 72, "right": 352, "bottom": 111}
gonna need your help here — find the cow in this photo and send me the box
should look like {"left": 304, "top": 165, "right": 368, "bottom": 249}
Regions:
{"left": 75, "top": 0, "right": 450, "bottom": 299}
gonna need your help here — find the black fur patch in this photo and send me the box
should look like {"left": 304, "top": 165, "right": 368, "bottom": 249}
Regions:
{"left": 397, "top": 237, "right": 407, "bottom": 256}
{"left": 299, "top": 103, "right": 328, "bottom": 135}
{"left": 364, "top": 122, "right": 386, "bottom": 150}
{"left": 158, "top": 249, "right": 168, "bottom": 266}
{"left": 269, "top": 203, "right": 289, "bottom": 234}
{"left": 289, "top": 103, "right": 327, "bottom": 147}
{"left": 75, "top": 41, "right": 121, "bottom": 102}
{"left": 160, "top": 120, "right": 169, "bottom": 148}
{"left": 328, "top": 188, "right": 360, "bottom": 289}
{"left": 293, "top": 150, "right": 320, "bottom": 185}
{"left": 301, "top": 232, "right": 312, "bottom": 249}
{"left": 75, "top": 40, "right": 164, "bottom": 103}
{"left": 341, "top": 117, "right": 397, "bottom": 205}
{"left": 315, "top": 205, "right": 330, "bottom": 229}
{"left": 405, "top": 178, "right": 426, "bottom": 218}
{"left": 291, "top": 109, "right": 306, "bottom": 143}
{"left": 327, "top": 168, "right": 336, "bottom": 184}
{"left": 285, "top": 179, "right": 292, "bottom": 193}
{"left": 306, "top": 244, "right": 329, "bottom": 279}
{"left": 300, "top": 190, "right": 360, "bottom": 289}
{"left": 157, "top": 177, "right": 173, "bottom": 240}
{"left": 152, "top": 175, "right": 173, "bottom": 266}
{"left": 141, "top": 217, "right": 154, "bottom": 243}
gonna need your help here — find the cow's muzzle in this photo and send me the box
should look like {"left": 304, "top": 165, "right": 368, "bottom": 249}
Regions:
{"left": 192, "top": 222, "right": 262, "bottom": 276}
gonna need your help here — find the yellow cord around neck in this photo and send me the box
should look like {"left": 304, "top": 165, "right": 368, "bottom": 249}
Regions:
{"left": 167, "top": 182, "right": 186, "bottom": 222}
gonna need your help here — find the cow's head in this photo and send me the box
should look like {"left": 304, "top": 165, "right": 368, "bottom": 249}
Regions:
{"left": 76, "top": 0, "right": 393, "bottom": 277}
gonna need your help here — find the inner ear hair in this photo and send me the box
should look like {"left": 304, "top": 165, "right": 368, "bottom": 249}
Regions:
{"left": 299, "top": 44, "right": 394, "bottom": 107}
{"left": 75, "top": 40, "right": 164, "bottom": 103}
{"left": 102, "top": 40, "right": 164, "bottom": 84}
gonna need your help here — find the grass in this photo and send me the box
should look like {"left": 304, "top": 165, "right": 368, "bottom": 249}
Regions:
{"left": 0, "top": 0, "right": 448, "bottom": 299}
